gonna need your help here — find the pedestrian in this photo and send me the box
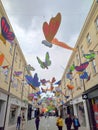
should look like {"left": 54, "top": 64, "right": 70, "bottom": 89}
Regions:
{"left": 73, "top": 115, "right": 80, "bottom": 130}
{"left": 65, "top": 114, "right": 72, "bottom": 130}
{"left": 35, "top": 116, "right": 40, "bottom": 130}
{"left": 16, "top": 114, "right": 21, "bottom": 130}
{"left": 21, "top": 113, "right": 26, "bottom": 130}
{"left": 56, "top": 115, "right": 63, "bottom": 130}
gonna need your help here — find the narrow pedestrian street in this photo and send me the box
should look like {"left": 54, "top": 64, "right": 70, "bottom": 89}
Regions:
{"left": 24, "top": 117, "right": 88, "bottom": 130}
{"left": 1, "top": 1, "right": 98, "bottom": 130}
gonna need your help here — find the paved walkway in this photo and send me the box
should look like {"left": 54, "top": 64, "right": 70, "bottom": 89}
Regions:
{"left": 24, "top": 116, "right": 88, "bottom": 130}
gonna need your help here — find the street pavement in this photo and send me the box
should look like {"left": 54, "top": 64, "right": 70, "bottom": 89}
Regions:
{"left": 24, "top": 116, "right": 88, "bottom": 130}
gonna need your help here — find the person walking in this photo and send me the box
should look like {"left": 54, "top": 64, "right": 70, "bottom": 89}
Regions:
{"left": 65, "top": 114, "right": 72, "bottom": 130}
{"left": 56, "top": 115, "right": 63, "bottom": 130}
{"left": 35, "top": 116, "right": 40, "bottom": 130}
{"left": 16, "top": 114, "right": 21, "bottom": 130}
{"left": 73, "top": 115, "right": 80, "bottom": 130}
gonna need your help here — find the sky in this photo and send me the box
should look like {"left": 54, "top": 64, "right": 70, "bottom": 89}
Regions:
{"left": 1, "top": 0, "right": 93, "bottom": 83}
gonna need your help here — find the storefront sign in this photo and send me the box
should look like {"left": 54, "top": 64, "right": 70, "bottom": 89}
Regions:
{"left": 82, "top": 94, "right": 88, "bottom": 100}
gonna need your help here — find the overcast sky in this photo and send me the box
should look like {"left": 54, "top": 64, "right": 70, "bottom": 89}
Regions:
{"left": 1, "top": 0, "right": 93, "bottom": 82}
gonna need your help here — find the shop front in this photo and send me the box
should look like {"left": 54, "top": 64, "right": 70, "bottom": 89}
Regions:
{"left": 28, "top": 104, "right": 32, "bottom": 120}
{"left": 72, "top": 96, "right": 90, "bottom": 130}
{"left": 0, "top": 92, "right": 7, "bottom": 130}
{"left": 83, "top": 84, "right": 98, "bottom": 130}
{"left": 65, "top": 100, "right": 74, "bottom": 116}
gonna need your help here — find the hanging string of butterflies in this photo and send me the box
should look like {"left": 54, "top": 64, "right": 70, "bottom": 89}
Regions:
{"left": 65, "top": 51, "right": 96, "bottom": 90}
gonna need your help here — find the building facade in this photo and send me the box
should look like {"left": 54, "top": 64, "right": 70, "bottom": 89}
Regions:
{"left": 61, "top": 0, "right": 98, "bottom": 130}
{"left": 0, "top": 1, "right": 36, "bottom": 130}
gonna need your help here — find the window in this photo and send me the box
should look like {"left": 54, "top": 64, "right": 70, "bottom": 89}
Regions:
{"left": 80, "top": 79, "right": 83, "bottom": 88}
{"left": 9, "top": 105, "right": 18, "bottom": 125}
{"left": 95, "top": 17, "right": 98, "bottom": 31}
{"left": 76, "top": 54, "right": 80, "bottom": 64}
{"left": 80, "top": 45, "right": 84, "bottom": 56}
{"left": 92, "top": 60, "right": 97, "bottom": 74}
{"left": 15, "top": 52, "right": 18, "bottom": 62}
{"left": 19, "top": 59, "right": 21, "bottom": 68}
{"left": 4, "top": 68, "right": 10, "bottom": 83}
{"left": 9, "top": 44, "right": 13, "bottom": 55}
{"left": 86, "top": 33, "right": 92, "bottom": 44}
{"left": 75, "top": 78, "right": 78, "bottom": 89}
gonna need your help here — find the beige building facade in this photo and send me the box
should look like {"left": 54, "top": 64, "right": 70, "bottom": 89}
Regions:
{"left": 0, "top": 1, "right": 36, "bottom": 130}
{"left": 61, "top": 0, "right": 98, "bottom": 130}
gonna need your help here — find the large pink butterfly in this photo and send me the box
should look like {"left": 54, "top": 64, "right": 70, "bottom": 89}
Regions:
{"left": 1, "top": 17, "right": 15, "bottom": 41}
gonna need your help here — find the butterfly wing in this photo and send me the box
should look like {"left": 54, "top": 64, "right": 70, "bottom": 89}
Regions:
{"left": 45, "top": 52, "right": 51, "bottom": 66}
{"left": 1, "top": 17, "right": 15, "bottom": 41}
{"left": 37, "top": 57, "right": 45, "bottom": 69}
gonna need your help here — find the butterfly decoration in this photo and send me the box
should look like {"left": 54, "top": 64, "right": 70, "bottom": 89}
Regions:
{"left": 55, "top": 87, "right": 61, "bottom": 92}
{"left": 14, "top": 71, "right": 22, "bottom": 76}
{"left": 43, "top": 13, "right": 61, "bottom": 42}
{"left": 51, "top": 38, "right": 77, "bottom": 51}
{"left": 83, "top": 53, "right": 95, "bottom": 61}
{"left": 25, "top": 73, "right": 40, "bottom": 88}
{"left": 0, "top": 17, "right": 15, "bottom": 44}
{"left": 37, "top": 52, "right": 51, "bottom": 69}
{"left": 46, "top": 85, "right": 54, "bottom": 92}
{"left": 0, "top": 53, "right": 5, "bottom": 66}
{"left": 26, "top": 64, "right": 35, "bottom": 72}
{"left": 55, "top": 80, "right": 61, "bottom": 85}
{"left": 42, "top": 13, "right": 76, "bottom": 51}
{"left": 75, "top": 62, "right": 89, "bottom": 72}
{"left": 50, "top": 77, "right": 56, "bottom": 84}
{"left": 79, "top": 71, "right": 89, "bottom": 79}
{"left": 2, "top": 65, "right": 9, "bottom": 69}
{"left": 41, "top": 87, "right": 47, "bottom": 93}
{"left": 40, "top": 79, "right": 49, "bottom": 86}
{"left": 28, "top": 93, "right": 35, "bottom": 97}
{"left": 65, "top": 96, "right": 70, "bottom": 99}
{"left": 36, "top": 91, "right": 42, "bottom": 96}
{"left": 69, "top": 64, "right": 75, "bottom": 72}
{"left": 67, "top": 84, "right": 74, "bottom": 90}
{"left": 66, "top": 72, "right": 73, "bottom": 80}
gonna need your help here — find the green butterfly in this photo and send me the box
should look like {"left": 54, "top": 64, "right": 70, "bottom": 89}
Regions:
{"left": 37, "top": 52, "right": 51, "bottom": 69}
{"left": 83, "top": 53, "right": 95, "bottom": 61}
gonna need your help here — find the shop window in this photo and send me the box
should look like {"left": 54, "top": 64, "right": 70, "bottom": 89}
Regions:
{"left": 91, "top": 98, "right": 98, "bottom": 129}
{"left": 86, "top": 33, "right": 92, "bottom": 45}
{"left": 9, "top": 105, "right": 18, "bottom": 125}
{"left": 0, "top": 100, "right": 3, "bottom": 113}
{"left": 77, "top": 102, "right": 86, "bottom": 126}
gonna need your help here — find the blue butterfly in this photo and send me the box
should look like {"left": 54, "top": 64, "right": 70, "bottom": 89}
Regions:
{"left": 25, "top": 73, "right": 40, "bottom": 88}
